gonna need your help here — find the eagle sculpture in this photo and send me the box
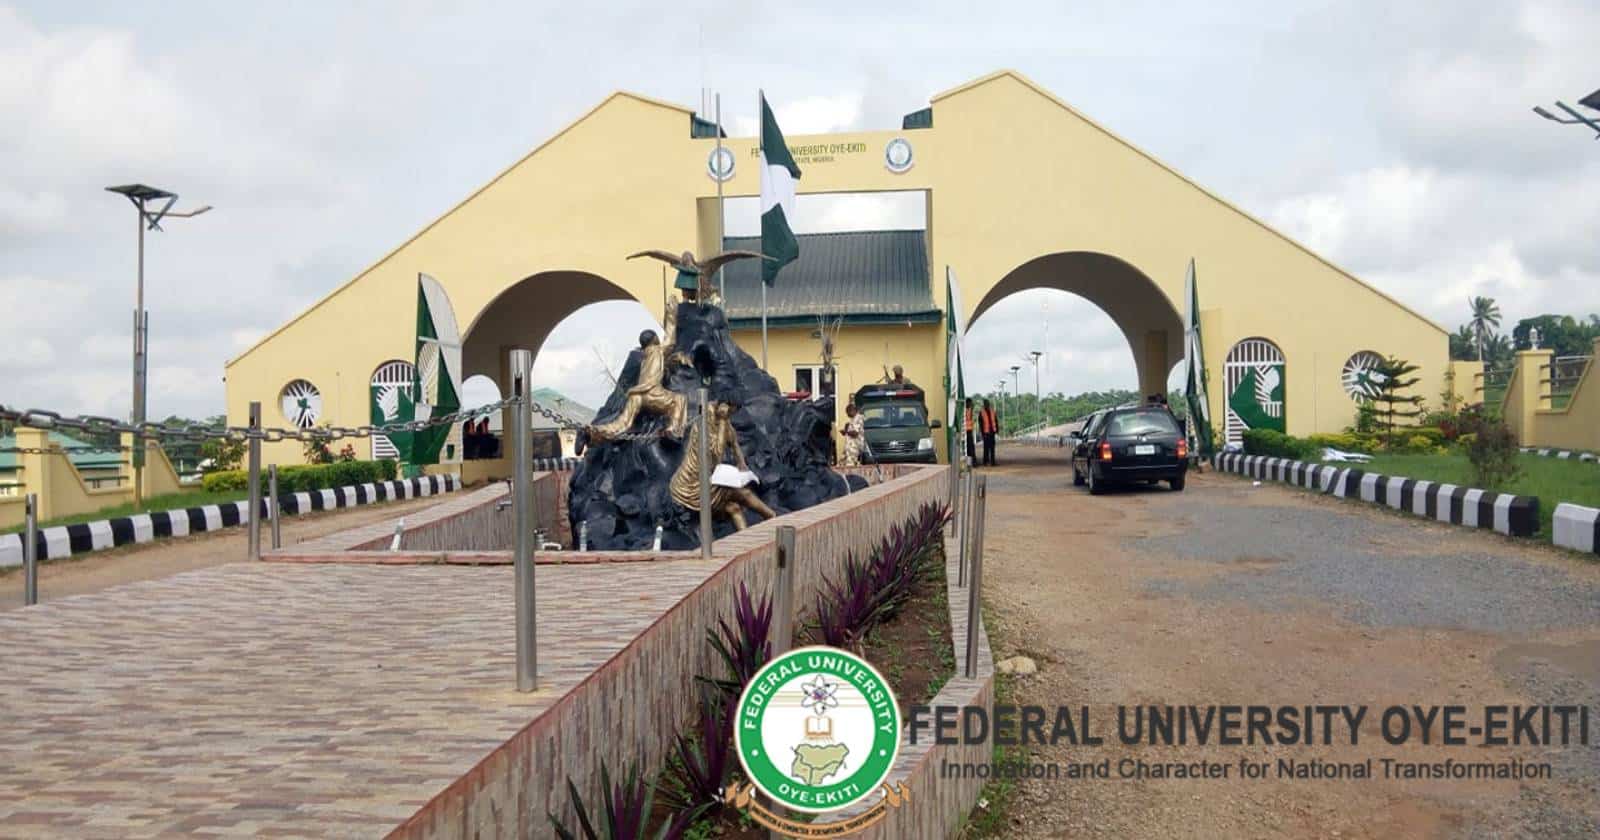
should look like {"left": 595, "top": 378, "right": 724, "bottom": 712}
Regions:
{"left": 628, "top": 248, "right": 773, "bottom": 304}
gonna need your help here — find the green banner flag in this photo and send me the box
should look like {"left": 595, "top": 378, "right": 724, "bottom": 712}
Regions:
{"left": 408, "top": 273, "right": 462, "bottom": 464}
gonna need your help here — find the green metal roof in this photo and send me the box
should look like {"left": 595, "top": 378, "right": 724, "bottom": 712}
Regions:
{"left": 0, "top": 431, "right": 123, "bottom": 472}
{"left": 902, "top": 107, "right": 933, "bottom": 130}
{"left": 720, "top": 230, "right": 940, "bottom": 329}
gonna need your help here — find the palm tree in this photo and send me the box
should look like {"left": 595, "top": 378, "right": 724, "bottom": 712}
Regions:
{"left": 1449, "top": 324, "right": 1477, "bottom": 361}
{"left": 1468, "top": 296, "right": 1501, "bottom": 362}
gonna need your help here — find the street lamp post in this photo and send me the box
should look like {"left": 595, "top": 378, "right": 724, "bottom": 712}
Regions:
{"left": 105, "top": 185, "right": 211, "bottom": 509}
{"left": 996, "top": 380, "right": 1007, "bottom": 435}
{"left": 1532, "top": 89, "right": 1600, "bottom": 138}
{"left": 1008, "top": 365, "right": 1022, "bottom": 437}
{"left": 1029, "top": 350, "right": 1043, "bottom": 433}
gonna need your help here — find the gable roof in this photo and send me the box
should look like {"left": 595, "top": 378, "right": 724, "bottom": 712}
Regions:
{"left": 932, "top": 69, "right": 1446, "bottom": 336}
{"left": 720, "top": 230, "right": 940, "bottom": 328}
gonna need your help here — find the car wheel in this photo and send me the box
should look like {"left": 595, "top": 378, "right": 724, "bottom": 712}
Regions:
{"left": 1169, "top": 474, "right": 1186, "bottom": 492}
{"left": 1087, "top": 467, "right": 1104, "bottom": 495}
{"left": 1072, "top": 465, "right": 1085, "bottom": 486}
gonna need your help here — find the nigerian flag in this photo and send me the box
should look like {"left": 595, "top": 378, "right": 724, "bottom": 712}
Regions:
{"left": 409, "top": 273, "right": 462, "bottom": 464}
{"left": 1183, "top": 259, "right": 1214, "bottom": 458}
{"left": 759, "top": 92, "right": 801, "bottom": 285}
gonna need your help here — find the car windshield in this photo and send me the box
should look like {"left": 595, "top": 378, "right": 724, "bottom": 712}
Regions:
{"left": 861, "top": 403, "right": 927, "bottom": 429}
{"left": 1106, "top": 410, "right": 1179, "bottom": 437}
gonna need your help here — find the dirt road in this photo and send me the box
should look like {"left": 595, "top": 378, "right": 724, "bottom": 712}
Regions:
{"left": 0, "top": 494, "right": 447, "bottom": 610}
{"left": 979, "top": 447, "right": 1600, "bottom": 839}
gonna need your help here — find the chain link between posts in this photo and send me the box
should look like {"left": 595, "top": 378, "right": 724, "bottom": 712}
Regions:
{"left": 0, "top": 395, "right": 685, "bottom": 449}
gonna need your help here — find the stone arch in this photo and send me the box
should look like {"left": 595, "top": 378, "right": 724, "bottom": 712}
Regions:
{"left": 968, "top": 251, "right": 1184, "bottom": 399}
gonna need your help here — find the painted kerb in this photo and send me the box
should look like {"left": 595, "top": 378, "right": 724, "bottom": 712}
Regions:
{"left": 1212, "top": 453, "right": 1538, "bottom": 538}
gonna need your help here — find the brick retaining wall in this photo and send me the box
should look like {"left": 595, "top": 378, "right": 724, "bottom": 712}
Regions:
{"left": 387, "top": 464, "right": 960, "bottom": 839}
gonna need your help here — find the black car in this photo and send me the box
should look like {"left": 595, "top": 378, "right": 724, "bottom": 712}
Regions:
{"left": 1069, "top": 405, "right": 1188, "bottom": 494}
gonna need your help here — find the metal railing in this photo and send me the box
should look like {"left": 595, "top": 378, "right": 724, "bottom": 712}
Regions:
{"left": 1540, "top": 355, "right": 1592, "bottom": 410}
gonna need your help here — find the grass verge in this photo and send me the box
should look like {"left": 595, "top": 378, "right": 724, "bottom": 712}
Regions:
{"left": 1, "top": 488, "right": 246, "bottom": 535}
{"left": 1357, "top": 452, "right": 1600, "bottom": 540}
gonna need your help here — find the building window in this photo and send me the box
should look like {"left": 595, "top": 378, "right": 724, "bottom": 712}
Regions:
{"left": 793, "top": 365, "right": 836, "bottom": 401}
{"left": 1223, "top": 338, "right": 1285, "bottom": 444}
{"left": 279, "top": 379, "right": 323, "bottom": 429}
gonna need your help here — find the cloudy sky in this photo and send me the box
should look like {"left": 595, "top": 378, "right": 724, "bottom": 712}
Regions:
{"left": 2, "top": 0, "right": 1595, "bottom": 419}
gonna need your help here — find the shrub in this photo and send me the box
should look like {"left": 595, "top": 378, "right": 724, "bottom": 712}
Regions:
{"left": 1403, "top": 434, "right": 1445, "bottom": 455}
{"left": 1465, "top": 418, "right": 1521, "bottom": 489}
{"left": 549, "top": 761, "right": 700, "bottom": 840}
{"left": 1241, "top": 429, "right": 1317, "bottom": 460}
{"left": 199, "top": 459, "right": 399, "bottom": 496}
{"left": 202, "top": 470, "right": 249, "bottom": 493}
{"left": 1305, "top": 432, "right": 1374, "bottom": 454}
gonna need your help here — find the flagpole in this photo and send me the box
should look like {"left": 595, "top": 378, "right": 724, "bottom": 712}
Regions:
{"left": 759, "top": 89, "right": 769, "bottom": 370}
{"left": 715, "top": 93, "right": 725, "bottom": 304}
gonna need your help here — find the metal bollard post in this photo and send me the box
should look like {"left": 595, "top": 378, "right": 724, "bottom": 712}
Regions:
{"left": 578, "top": 520, "right": 588, "bottom": 552}
{"left": 697, "top": 387, "right": 712, "bottom": 559}
{"left": 953, "top": 464, "right": 966, "bottom": 582}
{"left": 511, "top": 349, "right": 537, "bottom": 692}
{"left": 267, "top": 464, "right": 281, "bottom": 550}
{"left": 964, "top": 475, "right": 987, "bottom": 679}
{"left": 246, "top": 401, "right": 262, "bottom": 561}
{"left": 773, "top": 525, "right": 796, "bottom": 656}
{"left": 948, "top": 458, "right": 959, "bottom": 521}
{"left": 23, "top": 493, "right": 38, "bottom": 606}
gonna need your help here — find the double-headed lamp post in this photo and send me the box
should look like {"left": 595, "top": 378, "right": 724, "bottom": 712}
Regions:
{"left": 105, "top": 185, "right": 212, "bottom": 508}
{"left": 1029, "top": 350, "right": 1043, "bottom": 432}
{"left": 1532, "top": 88, "right": 1600, "bottom": 138}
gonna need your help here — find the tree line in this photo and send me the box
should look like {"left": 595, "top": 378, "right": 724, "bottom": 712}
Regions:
{"left": 1451, "top": 296, "right": 1600, "bottom": 367}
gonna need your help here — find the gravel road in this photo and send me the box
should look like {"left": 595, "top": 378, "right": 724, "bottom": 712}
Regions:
{"left": 976, "top": 446, "right": 1600, "bottom": 839}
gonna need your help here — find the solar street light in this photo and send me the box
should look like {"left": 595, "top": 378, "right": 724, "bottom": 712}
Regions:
{"left": 105, "top": 184, "right": 212, "bottom": 508}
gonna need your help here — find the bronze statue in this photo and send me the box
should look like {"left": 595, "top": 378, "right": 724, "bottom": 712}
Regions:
{"left": 670, "top": 401, "right": 777, "bottom": 531}
{"left": 628, "top": 248, "right": 772, "bottom": 305}
{"left": 588, "top": 300, "right": 692, "bottom": 441}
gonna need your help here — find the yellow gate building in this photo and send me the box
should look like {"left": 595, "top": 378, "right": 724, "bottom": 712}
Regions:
{"left": 225, "top": 70, "right": 1448, "bottom": 468}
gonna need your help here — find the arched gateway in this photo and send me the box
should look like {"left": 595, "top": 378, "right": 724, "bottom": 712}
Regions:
{"left": 225, "top": 70, "right": 1446, "bottom": 465}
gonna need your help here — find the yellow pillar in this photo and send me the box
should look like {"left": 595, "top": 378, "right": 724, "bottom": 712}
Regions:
{"left": 1140, "top": 330, "right": 1169, "bottom": 399}
{"left": 1506, "top": 348, "right": 1551, "bottom": 445}
{"left": 1448, "top": 359, "right": 1484, "bottom": 406}
{"left": 15, "top": 427, "right": 54, "bottom": 521}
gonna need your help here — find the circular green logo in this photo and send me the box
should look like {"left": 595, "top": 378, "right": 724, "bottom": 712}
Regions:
{"left": 734, "top": 645, "right": 901, "bottom": 813}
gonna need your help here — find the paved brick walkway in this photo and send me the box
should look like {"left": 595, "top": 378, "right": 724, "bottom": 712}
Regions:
{"left": 0, "top": 560, "right": 721, "bottom": 838}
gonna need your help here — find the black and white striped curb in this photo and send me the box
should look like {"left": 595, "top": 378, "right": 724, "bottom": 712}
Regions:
{"left": 1213, "top": 453, "right": 1538, "bottom": 538}
{"left": 1, "top": 474, "right": 458, "bottom": 569}
{"left": 278, "top": 474, "right": 458, "bottom": 515}
{"left": 1519, "top": 447, "right": 1598, "bottom": 463}
{"left": 531, "top": 457, "right": 580, "bottom": 472}
{"left": 1553, "top": 503, "right": 1600, "bottom": 555}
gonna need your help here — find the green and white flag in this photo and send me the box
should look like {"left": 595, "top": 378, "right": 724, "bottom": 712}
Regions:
{"left": 945, "top": 266, "right": 967, "bottom": 462}
{"left": 759, "top": 92, "right": 801, "bottom": 285}
{"left": 409, "top": 273, "right": 462, "bottom": 464}
{"left": 1182, "top": 259, "right": 1215, "bottom": 457}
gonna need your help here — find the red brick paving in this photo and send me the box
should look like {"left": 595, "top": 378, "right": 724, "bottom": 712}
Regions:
{"left": 0, "top": 559, "right": 721, "bottom": 838}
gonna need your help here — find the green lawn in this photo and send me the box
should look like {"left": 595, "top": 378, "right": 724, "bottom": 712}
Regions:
{"left": 1355, "top": 453, "right": 1600, "bottom": 540}
{"left": 1, "top": 488, "right": 246, "bottom": 535}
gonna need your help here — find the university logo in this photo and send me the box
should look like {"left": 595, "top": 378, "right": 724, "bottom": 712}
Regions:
{"left": 727, "top": 646, "right": 909, "bottom": 836}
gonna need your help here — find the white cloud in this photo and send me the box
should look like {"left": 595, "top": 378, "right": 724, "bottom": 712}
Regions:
{"left": 2, "top": 0, "right": 1596, "bottom": 425}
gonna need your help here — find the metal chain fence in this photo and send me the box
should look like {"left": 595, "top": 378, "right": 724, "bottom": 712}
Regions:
{"left": 1, "top": 395, "right": 685, "bottom": 450}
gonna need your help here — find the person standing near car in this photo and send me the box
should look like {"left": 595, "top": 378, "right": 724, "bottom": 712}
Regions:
{"left": 963, "top": 397, "right": 977, "bottom": 466}
{"left": 841, "top": 401, "right": 865, "bottom": 467}
{"left": 979, "top": 399, "right": 999, "bottom": 466}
